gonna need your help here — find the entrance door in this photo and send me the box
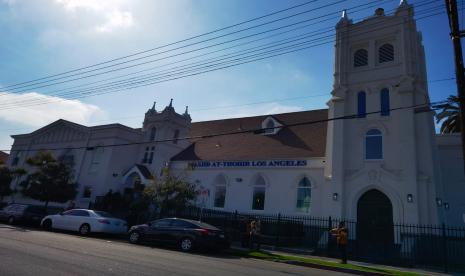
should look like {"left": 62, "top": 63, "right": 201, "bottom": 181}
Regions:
{"left": 356, "top": 189, "right": 394, "bottom": 260}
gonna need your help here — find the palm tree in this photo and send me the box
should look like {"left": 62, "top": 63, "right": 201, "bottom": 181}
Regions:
{"left": 436, "top": 95, "right": 461, "bottom": 134}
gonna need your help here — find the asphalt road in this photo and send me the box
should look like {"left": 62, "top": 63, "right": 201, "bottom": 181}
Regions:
{"left": 0, "top": 224, "right": 348, "bottom": 276}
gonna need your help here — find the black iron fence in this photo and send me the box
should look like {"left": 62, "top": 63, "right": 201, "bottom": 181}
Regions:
{"left": 161, "top": 207, "right": 465, "bottom": 273}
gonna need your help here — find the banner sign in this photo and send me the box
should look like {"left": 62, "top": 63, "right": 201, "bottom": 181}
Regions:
{"left": 189, "top": 160, "right": 307, "bottom": 169}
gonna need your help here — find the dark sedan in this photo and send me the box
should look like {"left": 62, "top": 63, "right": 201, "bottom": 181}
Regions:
{"left": 128, "top": 218, "right": 230, "bottom": 252}
{"left": 0, "top": 203, "right": 62, "bottom": 226}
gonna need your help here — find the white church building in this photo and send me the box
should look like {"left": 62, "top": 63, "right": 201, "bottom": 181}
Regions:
{"left": 6, "top": 2, "right": 465, "bottom": 227}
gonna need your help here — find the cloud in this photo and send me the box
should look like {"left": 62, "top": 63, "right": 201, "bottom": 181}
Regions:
{"left": 0, "top": 92, "right": 105, "bottom": 127}
{"left": 54, "top": 0, "right": 134, "bottom": 33}
{"left": 96, "top": 10, "right": 134, "bottom": 33}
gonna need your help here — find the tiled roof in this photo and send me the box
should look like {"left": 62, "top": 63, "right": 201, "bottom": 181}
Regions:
{"left": 171, "top": 109, "right": 328, "bottom": 161}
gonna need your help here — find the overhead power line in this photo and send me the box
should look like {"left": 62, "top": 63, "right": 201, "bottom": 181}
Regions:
{"left": 0, "top": 0, "right": 352, "bottom": 92}
{"left": 2, "top": 99, "right": 448, "bottom": 153}
{"left": 0, "top": 0, "right": 326, "bottom": 90}
{"left": 0, "top": 0, "right": 395, "bottom": 100}
{"left": 0, "top": 74, "right": 455, "bottom": 134}
{"left": 4, "top": 0, "right": 399, "bottom": 102}
{"left": 0, "top": 3, "right": 445, "bottom": 110}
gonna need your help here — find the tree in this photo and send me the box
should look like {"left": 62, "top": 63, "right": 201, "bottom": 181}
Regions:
{"left": 0, "top": 167, "right": 13, "bottom": 202}
{"left": 144, "top": 168, "right": 197, "bottom": 215}
{"left": 0, "top": 166, "right": 26, "bottom": 203}
{"left": 20, "top": 151, "right": 77, "bottom": 209}
{"left": 436, "top": 95, "right": 461, "bottom": 134}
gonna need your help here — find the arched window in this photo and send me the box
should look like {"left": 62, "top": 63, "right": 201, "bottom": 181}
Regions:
{"left": 296, "top": 177, "right": 311, "bottom": 213}
{"left": 148, "top": 146, "right": 155, "bottom": 164}
{"left": 357, "top": 91, "right": 366, "bottom": 118}
{"left": 365, "top": 129, "right": 383, "bottom": 160}
{"left": 354, "top": 49, "right": 368, "bottom": 67}
{"left": 380, "top": 88, "right": 390, "bottom": 116}
{"left": 173, "top": 129, "right": 180, "bottom": 144}
{"left": 213, "top": 175, "right": 227, "bottom": 208}
{"left": 142, "top": 146, "right": 155, "bottom": 164}
{"left": 149, "top": 127, "right": 157, "bottom": 141}
{"left": 379, "top": 43, "right": 394, "bottom": 63}
{"left": 252, "top": 176, "right": 266, "bottom": 210}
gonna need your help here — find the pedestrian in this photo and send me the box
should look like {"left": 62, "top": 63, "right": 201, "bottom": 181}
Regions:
{"left": 249, "top": 219, "right": 261, "bottom": 250}
{"left": 249, "top": 219, "right": 256, "bottom": 250}
{"left": 330, "top": 221, "right": 348, "bottom": 264}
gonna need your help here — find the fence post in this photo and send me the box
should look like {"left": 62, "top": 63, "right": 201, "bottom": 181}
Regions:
{"left": 234, "top": 210, "right": 238, "bottom": 241}
{"left": 327, "top": 216, "right": 332, "bottom": 257}
{"left": 275, "top": 213, "right": 281, "bottom": 248}
{"left": 442, "top": 223, "right": 448, "bottom": 273}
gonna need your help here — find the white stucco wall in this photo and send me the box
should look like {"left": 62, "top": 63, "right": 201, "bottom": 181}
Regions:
{"left": 436, "top": 134, "right": 465, "bottom": 226}
{"left": 170, "top": 158, "right": 329, "bottom": 216}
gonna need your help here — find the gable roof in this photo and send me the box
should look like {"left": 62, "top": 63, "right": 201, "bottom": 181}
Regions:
{"left": 135, "top": 164, "right": 154, "bottom": 179}
{"left": 171, "top": 109, "right": 328, "bottom": 161}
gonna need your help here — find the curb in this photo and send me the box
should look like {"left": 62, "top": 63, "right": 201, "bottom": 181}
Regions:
{"left": 230, "top": 247, "right": 394, "bottom": 276}
{"left": 272, "top": 260, "right": 390, "bottom": 276}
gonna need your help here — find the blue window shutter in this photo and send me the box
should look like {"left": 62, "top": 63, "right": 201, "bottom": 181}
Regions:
{"left": 357, "top": 91, "right": 366, "bottom": 118}
{"left": 381, "top": 88, "right": 390, "bottom": 116}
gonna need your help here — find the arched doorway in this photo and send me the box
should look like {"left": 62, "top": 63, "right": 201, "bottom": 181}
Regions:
{"left": 356, "top": 189, "right": 394, "bottom": 259}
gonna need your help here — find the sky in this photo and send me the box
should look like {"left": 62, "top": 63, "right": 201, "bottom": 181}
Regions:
{"left": 0, "top": 0, "right": 458, "bottom": 151}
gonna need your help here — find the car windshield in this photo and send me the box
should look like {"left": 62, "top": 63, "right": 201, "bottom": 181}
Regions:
{"left": 94, "top": 211, "right": 115, "bottom": 218}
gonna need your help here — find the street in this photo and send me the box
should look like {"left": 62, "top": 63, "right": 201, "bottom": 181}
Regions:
{"left": 0, "top": 224, "right": 347, "bottom": 276}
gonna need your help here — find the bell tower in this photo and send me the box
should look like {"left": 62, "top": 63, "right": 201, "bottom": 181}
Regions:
{"left": 141, "top": 99, "right": 191, "bottom": 175}
{"left": 324, "top": 1, "right": 441, "bottom": 224}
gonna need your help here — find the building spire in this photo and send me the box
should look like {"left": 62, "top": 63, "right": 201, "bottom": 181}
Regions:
{"left": 341, "top": 9, "right": 348, "bottom": 20}
{"left": 151, "top": 101, "right": 156, "bottom": 111}
{"left": 395, "top": 0, "right": 412, "bottom": 16}
{"left": 169, "top": 98, "right": 173, "bottom": 107}
{"left": 184, "top": 106, "right": 189, "bottom": 115}
{"left": 337, "top": 9, "right": 351, "bottom": 27}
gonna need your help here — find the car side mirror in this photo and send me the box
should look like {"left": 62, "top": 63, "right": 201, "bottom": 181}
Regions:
{"left": 59, "top": 212, "right": 64, "bottom": 216}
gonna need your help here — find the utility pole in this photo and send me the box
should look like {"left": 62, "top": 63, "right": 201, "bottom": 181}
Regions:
{"left": 445, "top": 0, "right": 465, "bottom": 173}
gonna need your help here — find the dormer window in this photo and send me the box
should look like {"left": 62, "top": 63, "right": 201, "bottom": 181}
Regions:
{"left": 265, "top": 120, "right": 275, "bottom": 134}
{"left": 261, "top": 116, "right": 282, "bottom": 135}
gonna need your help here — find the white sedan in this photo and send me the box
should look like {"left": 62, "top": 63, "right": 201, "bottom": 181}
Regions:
{"left": 41, "top": 209, "right": 128, "bottom": 235}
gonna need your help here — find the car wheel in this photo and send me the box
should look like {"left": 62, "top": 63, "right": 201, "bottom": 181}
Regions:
{"left": 42, "top": 219, "right": 52, "bottom": 230}
{"left": 79, "top": 223, "right": 91, "bottom": 235}
{"left": 7, "top": 216, "right": 15, "bottom": 225}
{"left": 129, "top": 231, "right": 141, "bottom": 244}
{"left": 179, "top": 237, "right": 194, "bottom": 252}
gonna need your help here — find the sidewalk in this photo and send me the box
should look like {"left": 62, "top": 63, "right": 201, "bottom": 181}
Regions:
{"left": 230, "top": 243, "right": 450, "bottom": 276}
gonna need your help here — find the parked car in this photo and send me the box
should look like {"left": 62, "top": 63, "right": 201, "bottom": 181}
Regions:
{"left": 128, "top": 218, "right": 230, "bottom": 252}
{"left": 0, "top": 203, "right": 61, "bottom": 226}
{"left": 41, "top": 209, "right": 128, "bottom": 235}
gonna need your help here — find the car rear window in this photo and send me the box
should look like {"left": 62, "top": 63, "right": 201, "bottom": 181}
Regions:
{"left": 171, "top": 220, "right": 196, "bottom": 229}
{"left": 190, "top": 221, "right": 219, "bottom": 230}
